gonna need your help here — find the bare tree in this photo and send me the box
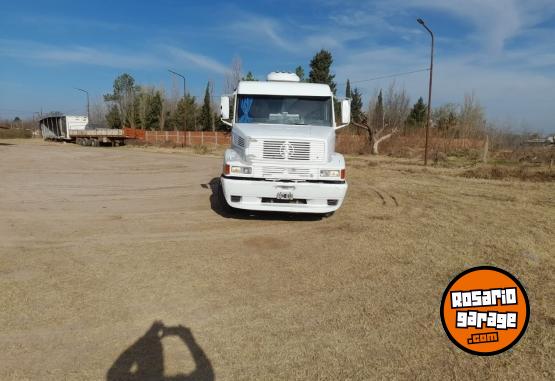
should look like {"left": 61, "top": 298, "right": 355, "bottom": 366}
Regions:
{"left": 224, "top": 56, "right": 242, "bottom": 94}
{"left": 89, "top": 98, "right": 107, "bottom": 128}
{"left": 354, "top": 82, "right": 410, "bottom": 154}
{"left": 459, "top": 92, "right": 486, "bottom": 138}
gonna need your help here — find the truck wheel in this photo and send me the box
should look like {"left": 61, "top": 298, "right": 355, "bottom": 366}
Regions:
{"left": 215, "top": 179, "right": 235, "bottom": 215}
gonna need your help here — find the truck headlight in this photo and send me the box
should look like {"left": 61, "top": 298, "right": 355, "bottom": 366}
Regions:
{"left": 230, "top": 166, "right": 252, "bottom": 174}
{"left": 320, "top": 169, "right": 341, "bottom": 177}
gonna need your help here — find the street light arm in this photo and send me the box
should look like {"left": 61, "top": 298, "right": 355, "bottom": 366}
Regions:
{"left": 168, "top": 69, "right": 185, "bottom": 80}
{"left": 422, "top": 24, "right": 434, "bottom": 39}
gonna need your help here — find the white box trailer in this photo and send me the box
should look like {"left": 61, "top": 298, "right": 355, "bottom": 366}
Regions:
{"left": 39, "top": 115, "right": 127, "bottom": 146}
{"left": 40, "top": 115, "right": 88, "bottom": 140}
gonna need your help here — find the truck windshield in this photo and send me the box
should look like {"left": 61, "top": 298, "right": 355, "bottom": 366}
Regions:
{"left": 236, "top": 95, "right": 333, "bottom": 126}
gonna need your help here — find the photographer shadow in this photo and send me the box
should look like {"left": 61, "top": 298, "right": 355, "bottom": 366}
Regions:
{"left": 107, "top": 321, "right": 214, "bottom": 381}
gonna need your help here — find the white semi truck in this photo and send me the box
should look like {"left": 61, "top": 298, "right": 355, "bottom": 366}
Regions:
{"left": 219, "top": 72, "right": 350, "bottom": 214}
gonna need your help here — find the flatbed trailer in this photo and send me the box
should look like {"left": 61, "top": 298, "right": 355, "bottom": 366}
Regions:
{"left": 70, "top": 128, "right": 126, "bottom": 147}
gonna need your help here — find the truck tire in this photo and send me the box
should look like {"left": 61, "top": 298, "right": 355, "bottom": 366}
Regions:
{"left": 214, "top": 179, "right": 235, "bottom": 215}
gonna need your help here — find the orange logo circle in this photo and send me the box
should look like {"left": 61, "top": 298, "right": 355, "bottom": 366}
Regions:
{"left": 441, "top": 266, "right": 529, "bottom": 356}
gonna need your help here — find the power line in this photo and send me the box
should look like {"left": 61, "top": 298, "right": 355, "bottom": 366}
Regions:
{"left": 338, "top": 68, "right": 430, "bottom": 86}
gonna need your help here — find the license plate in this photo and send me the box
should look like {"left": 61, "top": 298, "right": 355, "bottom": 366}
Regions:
{"left": 276, "top": 192, "right": 294, "bottom": 200}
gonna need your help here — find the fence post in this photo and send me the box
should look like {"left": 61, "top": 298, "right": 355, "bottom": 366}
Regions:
{"left": 187, "top": 131, "right": 191, "bottom": 147}
{"left": 201, "top": 131, "right": 204, "bottom": 145}
{"left": 215, "top": 132, "right": 218, "bottom": 146}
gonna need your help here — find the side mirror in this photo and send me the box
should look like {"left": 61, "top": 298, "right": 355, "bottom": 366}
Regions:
{"left": 220, "top": 96, "right": 230, "bottom": 119}
{"left": 341, "top": 99, "right": 351, "bottom": 125}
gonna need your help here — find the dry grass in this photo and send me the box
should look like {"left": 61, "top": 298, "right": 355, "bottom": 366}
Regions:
{"left": 0, "top": 140, "right": 553, "bottom": 380}
{"left": 461, "top": 165, "right": 555, "bottom": 182}
{"left": 0, "top": 128, "right": 33, "bottom": 139}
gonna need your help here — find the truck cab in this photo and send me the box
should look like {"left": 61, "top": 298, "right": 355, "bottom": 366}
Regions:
{"left": 219, "top": 72, "right": 350, "bottom": 214}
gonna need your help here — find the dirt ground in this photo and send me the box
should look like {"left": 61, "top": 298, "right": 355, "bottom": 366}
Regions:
{"left": 1, "top": 139, "right": 553, "bottom": 380}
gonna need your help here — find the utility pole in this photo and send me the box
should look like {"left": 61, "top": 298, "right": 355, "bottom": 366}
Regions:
{"left": 74, "top": 88, "right": 90, "bottom": 125}
{"left": 168, "top": 69, "right": 187, "bottom": 131}
{"left": 417, "top": 18, "right": 434, "bottom": 166}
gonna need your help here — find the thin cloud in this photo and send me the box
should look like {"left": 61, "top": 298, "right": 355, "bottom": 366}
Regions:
{"left": 226, "top": 13, "right": 358, "bottom": 53}
{"left": 228, "top": 16, "right": 297, "bottom": 52}
{"left": 164, "top": 46, "right": 229, "bottom": 75}
{"left": 0, "top": 39, "right": 163, "bottom": 68}
{"left": 0, "top": 39, "right": 229, "bottom": 75}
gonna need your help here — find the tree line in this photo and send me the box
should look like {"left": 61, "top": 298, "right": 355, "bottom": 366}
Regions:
{"left": 102, "top": 73, "right": 216, "bottom": 131}
{"left": 97, "top": 48, "right": 488, "bottom": 154}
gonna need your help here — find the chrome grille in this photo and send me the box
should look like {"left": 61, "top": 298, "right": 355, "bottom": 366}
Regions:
{"left": 250, "top": 139, "right": 325, "bottom": 162}
{"left": 262, "top": 140, "right": 286, "bottom": 160}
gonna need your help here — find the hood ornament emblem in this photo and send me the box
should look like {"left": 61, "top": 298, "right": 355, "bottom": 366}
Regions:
{"left": 279, "top": 142, "right": 295, "bottom": 159}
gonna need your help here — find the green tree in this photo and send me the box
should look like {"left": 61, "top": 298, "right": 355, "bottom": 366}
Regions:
{"left": 308, "top": 49, "right": 336, "bottom": 94}
{"left": 199, "top": 82, "right": 213, "bottom": 131}
{"left": 104, "top": 73, "right": 138, "bottom": 127}
{"left": 134, "top": 88, "right": 151, "bottom": 129}
{"left": 168, "top": 94, "right": 198, "bottom": 131}
{"left": 146, "top": 91, "right": 162, "bottom": 130}
{"left": 13, "top": 116, "right": 21, "bottom": 123}
{"left": 350, "top": 88, "right": 363, "bottom": 124}
{"left": 345, "top": 79, "right": 351, "bottom": 98}
{"left": 105, "top": 104, "right": 122, "bottom": 129}
{"left": 295, "top": 66, "right": 305, "bottom": 81}
{"left": 406, "top": 97, "right": 427, "bottom": 127}
{"left": 133, "top": 87, "right": 164, "bottom": 130}
{"left": 242, "top": 71, "right": 257, "bottom": 81}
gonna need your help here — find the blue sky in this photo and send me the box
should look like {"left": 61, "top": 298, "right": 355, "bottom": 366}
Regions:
{"left": 1, "top": 0, "right": 554, "bottom": 132}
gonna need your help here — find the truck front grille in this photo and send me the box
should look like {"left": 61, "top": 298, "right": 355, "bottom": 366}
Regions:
{"left": 250, "top": 139, "right": 325, "bottom": 162}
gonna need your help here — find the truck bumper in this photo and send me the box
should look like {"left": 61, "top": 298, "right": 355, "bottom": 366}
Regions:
{"left": 221, "top": 176, "right": 348, "bottom": 214}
